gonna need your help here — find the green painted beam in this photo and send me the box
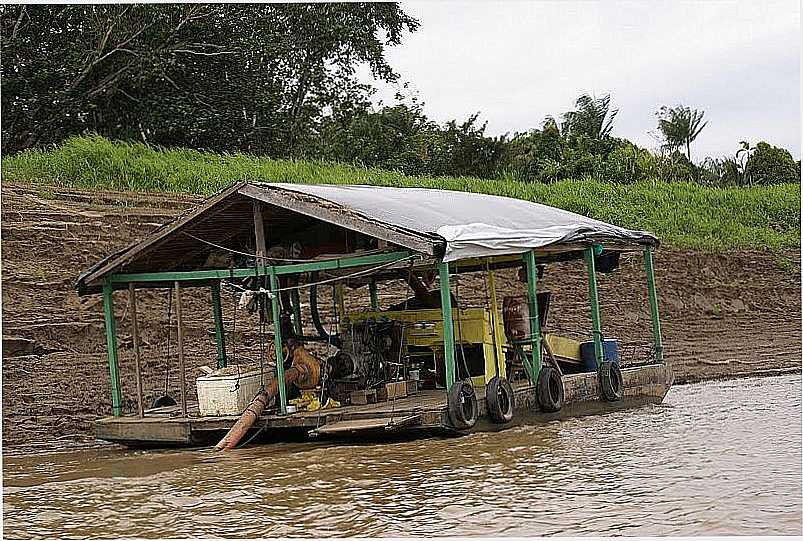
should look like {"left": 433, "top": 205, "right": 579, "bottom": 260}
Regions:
{"left": 269, "top": 270, "right": 288, "bottom": 415}
{"left": 211, "top": 280, "right": 226, "bottom": 369}
{"left": 644, "top": 246, "right": 664, "bottom": 362}
{"left": 102, "top": 279, "right": 123, "bottom": 416}
{"left": 109, "top": 251, "right": 415, "bottom": 285}
{"left": 438, "top": 262, "right": 457, "bottom": 391}
{"left": 585, "top": 247, "right": 604, "bottom": 368}
{"left": 523, "top": 250, "right": 542, "bottom": 385}
{"left": 369, "top": 279, "right": 379, "bottom": 311}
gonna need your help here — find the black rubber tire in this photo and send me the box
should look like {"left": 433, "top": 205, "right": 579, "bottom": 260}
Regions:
{"left": 537, "top": 366, "right": 564, "bottom": 413}
{"left": 447, "top": 381, "right": 479, "bottom": 430}
{"left": 151, "top": 395, "right": 177, "bottom": 408}
{"left": 598, "top": 361, "right": 624, "bottom": 401}
{"left": 486, "top": 376, "right": 515, "bottom": 423}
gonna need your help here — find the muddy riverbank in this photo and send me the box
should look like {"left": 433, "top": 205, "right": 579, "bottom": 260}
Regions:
{"left": 2, "top": 183, "right": 801, "bottom": 449}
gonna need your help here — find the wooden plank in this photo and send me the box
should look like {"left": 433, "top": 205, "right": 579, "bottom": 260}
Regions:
{"left": 239, "top": 184, "right": 438, "bottom": 256}
{"left": 312, "top": 414, "right": 421, "bottom": 435}
{"left": 174, "top": 281, "right": 188, "bottom": 416}
{"left": 80, "top": 182, "right": 246, "bottom": 291}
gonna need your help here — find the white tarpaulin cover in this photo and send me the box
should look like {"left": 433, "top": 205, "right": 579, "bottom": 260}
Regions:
{"left": 265, "top": 183, "right": 658, "bottom": 262}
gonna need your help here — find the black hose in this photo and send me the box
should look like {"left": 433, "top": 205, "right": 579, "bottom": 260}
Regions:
{"left": 310, "top": 272, "right": 342, "bottom": 349}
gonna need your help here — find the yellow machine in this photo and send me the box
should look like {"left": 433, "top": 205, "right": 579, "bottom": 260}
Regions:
{"left": 349, "top": 307, "right": 507, "bottom": 388}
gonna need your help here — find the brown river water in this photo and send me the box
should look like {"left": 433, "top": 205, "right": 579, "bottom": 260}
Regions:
{"left": 3, "top": 374, "right": 801, "bottom": 538}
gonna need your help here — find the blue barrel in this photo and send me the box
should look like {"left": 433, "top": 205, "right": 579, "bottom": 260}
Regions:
{"left": 580, "top": 339, "right": 620, "bottom": 371}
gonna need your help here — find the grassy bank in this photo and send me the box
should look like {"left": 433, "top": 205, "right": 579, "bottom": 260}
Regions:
{"left": 2, "top": 135, "right": 800, "bottom": 251}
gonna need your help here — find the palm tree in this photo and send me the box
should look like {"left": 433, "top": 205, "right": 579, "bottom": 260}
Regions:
{"left": 562, "top": 93, "right": 618, "bottom": 140}
{"left": 656, "top": 105, "right": 708, "bottom": 161}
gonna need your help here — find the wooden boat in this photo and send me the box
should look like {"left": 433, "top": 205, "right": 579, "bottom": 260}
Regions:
{"left": 81, "top": 182, "right": 672, "bottom": 448}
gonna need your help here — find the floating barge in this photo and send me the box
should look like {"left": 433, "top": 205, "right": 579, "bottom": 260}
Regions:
{"left": 78, "top": 182, "right": 672, "bottom": 448}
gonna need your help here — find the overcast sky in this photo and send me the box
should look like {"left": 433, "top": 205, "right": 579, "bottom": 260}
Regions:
{"left": 361, "top": 0, "right": 800, "bottom": 160}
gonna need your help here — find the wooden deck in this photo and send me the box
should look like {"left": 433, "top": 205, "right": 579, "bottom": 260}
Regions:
{"left": 95, "top": 363, "right": 673, "bottom": 447}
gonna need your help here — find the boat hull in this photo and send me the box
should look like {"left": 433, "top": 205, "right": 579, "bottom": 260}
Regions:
{"left": 95, "top": 363, "right": 673, "bottom": 447}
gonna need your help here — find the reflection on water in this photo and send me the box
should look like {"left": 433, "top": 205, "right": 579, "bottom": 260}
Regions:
{"left": 3, "top": 375, "right": 801, "bottom": 538}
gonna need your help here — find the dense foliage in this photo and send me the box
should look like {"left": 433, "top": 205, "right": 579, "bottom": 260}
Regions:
{"left": 0, "top": 3, "right": 418, "bottom": 155}
{"left": 1, "top": 4, "right": 799, "bottom": 187}
{"left": 3, "top": 135, "right": 800, "bottom": 251}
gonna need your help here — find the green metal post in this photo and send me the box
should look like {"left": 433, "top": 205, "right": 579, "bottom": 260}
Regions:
{"left": 290, "top": 287, "right": 303, "bottom": 336}
{"left": 585, "top": 247, "right": 604, "bottom": 368}
{"left": 102, "top": 279, "right": 123, "bottom": 416}
{"left": 269, "top": 270, "right": 288, "bottom": 415}
{"left": 211, "top": 280, "right": 226, "bottom": 369}
{"left": 523, "top": 250, "right": 542, "bottom": 385}
{"left": 644, "top": 246, "right": 664, "bottom": 362}
{"left": 369, "top": 279, "right": 379, "bottom": 311}
{"left": 438, "top": 262, "right": 457, "bottom": 391}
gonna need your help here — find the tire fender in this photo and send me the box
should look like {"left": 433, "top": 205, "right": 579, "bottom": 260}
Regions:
{"left": 486, "top": 376, "right": 515, "bottom": 424}
{"left": 447, "top": 380, "right": 479, "bottom": 430}
{"left": 598, "top": 361, "right": 624, "bottom": 401}
{"left": 537, "top": 366, "right": 564, "bottom": 413}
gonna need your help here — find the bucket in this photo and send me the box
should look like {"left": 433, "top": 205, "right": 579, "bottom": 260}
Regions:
{"left": 579, "top": 339, "right": 620, "bottom": 372}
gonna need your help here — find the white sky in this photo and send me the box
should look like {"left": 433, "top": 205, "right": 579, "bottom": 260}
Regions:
{"left": 360, "top": 0, "right": 801, "bottom": 160}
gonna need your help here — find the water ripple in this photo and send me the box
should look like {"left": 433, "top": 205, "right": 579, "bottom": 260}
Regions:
{"left": 3, "top": 375, "right": 801, "bottom": 538}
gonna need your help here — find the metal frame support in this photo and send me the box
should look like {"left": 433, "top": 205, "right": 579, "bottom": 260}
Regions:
{"left": 269, "top": 270, "right": 288, "bottom": 415}
{"left": 369, "top": 279, "right": 379, "bottom": 311}
{"left": 644, "top": 246, "right": 664, "bottom": 362}
{"left": 102, "top": 279, "right": 122, "bottom": 416}
{"left": 438, "top": 262, "right": 457, "bottom": 391}
{"left": 211, "top": 280, "right": 226, "bottom": 369}
{"left": 523, "top": 250, "right": 542, "bottom": 385}
{"left": 584, "top": 247, "right": 604, "bottom": 368}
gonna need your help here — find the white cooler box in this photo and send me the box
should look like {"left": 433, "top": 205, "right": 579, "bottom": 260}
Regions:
{"left": 196, "top": 366, "right": 271, "bottom": 416}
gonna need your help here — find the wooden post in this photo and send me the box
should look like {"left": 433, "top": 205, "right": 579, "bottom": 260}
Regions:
{"left": 102, "top": 279, "right": 122, "bottom": 416}
{"left": 128, "top": 283, "right": 145, "bottom": 418}
{"left": 438, "top": 262, "right": 456, "bottom": 391}
{"left": 174, "top": 281, "right": 188, "bottom": 416}
{"left": 253, "top": 201, "right": 267, "bottom": 268}
{"left": 369, "top": 279, "right": 379, "bottom": 311}
{"left": 523, "top": 250, "right": 542, "bottom": 385}
{"left": 585, "top": 247, "right": 604, "bottom": 368}
{"left": 211, "top": 280, "right": 226, "bottom": 369}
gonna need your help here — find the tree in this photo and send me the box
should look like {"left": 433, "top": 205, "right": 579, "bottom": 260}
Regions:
{"left": 562, "top": 93, "right": 618, "bottom": 141}
{"left": 746, "top": 141, "right": 801, "bottom": 184}
{"left": 656, "top": 105, "right": 707, "bottom": 161}
{"left": 0, "top": 4, "right": 419, "bottom": 155}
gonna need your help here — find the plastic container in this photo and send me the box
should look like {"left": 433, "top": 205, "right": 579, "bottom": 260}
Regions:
{"left": 580, "top": 339, "right": 620, "bottom": 372}
{"left": 196, "top": 366, "right": 269, "bottom": 416}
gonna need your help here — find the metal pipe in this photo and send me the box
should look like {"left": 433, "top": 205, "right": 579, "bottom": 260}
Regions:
{"left": 523, "top": 250, "right": 542, "bottom": 384}
{"left": 129, "top": 283, "right": 145, "bottom": 418}
{"left": 214, "top": 347, "right": 320, "bottom": 450}
{"left": 584, "top": 247, "right": 604, "bottom": 368}
{"left": 214, "top": 367, "right": 302, "bottom": 451}
{"left": 644, "top": 246, "right": 664, "bottom": 362}
{"left": 102, "top": 279, "right": 122, "bottom": 417}
{"left": 438, "top": 262, "right": 456, "bottom": 391}
{"left": 174, "top": 281, "right": 188, "bottom": 416}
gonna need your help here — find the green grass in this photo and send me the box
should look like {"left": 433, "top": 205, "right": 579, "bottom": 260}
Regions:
{"left": 2, "top": 135, "right": 800, "bottom": 251}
